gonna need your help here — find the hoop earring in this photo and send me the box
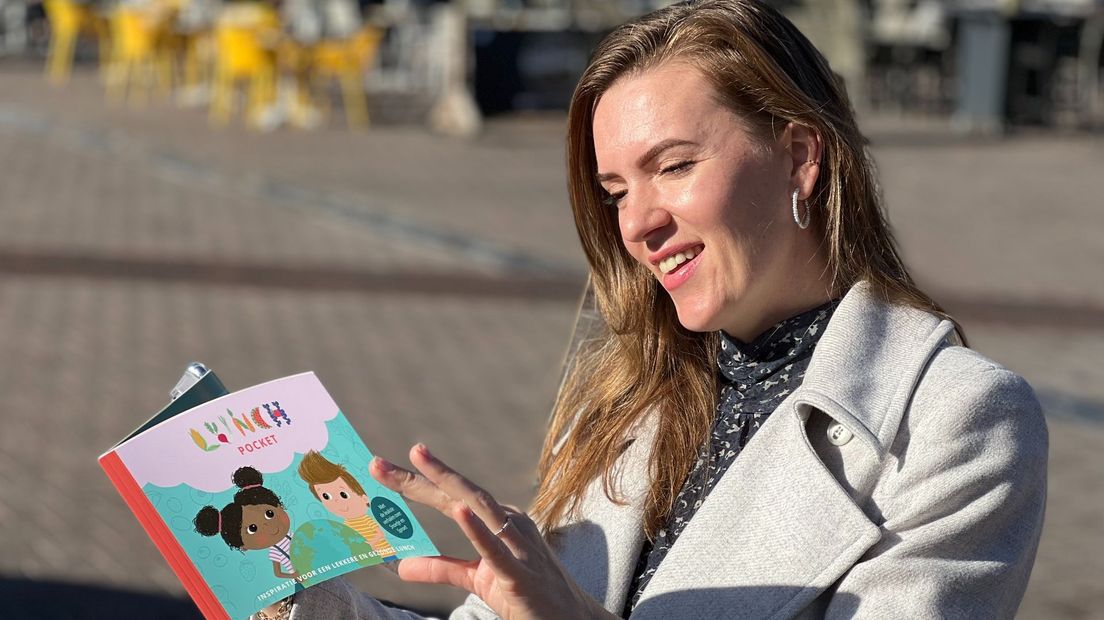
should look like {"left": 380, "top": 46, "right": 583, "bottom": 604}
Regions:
{"left": 792, "top": 188, "right": 810, "bottom": 229}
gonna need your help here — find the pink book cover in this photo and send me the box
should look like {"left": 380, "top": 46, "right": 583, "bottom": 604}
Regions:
{"left": 99, "top": 372, "right": 439, "bottom": 619}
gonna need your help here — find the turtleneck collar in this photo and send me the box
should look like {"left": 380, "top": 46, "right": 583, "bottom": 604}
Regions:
{"left": 717, "top": 299, "right": 840, "bottom": 390}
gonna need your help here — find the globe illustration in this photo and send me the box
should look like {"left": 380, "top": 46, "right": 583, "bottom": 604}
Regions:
{"left": 289, "top": 519, "right": 381, "bottom": 586}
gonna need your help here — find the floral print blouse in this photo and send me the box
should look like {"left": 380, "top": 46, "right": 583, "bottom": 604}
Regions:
{"left": 623, "top": 299, "right": 840, "bottom": 616}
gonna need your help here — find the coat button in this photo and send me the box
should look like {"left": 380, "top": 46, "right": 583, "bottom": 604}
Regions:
{"left": 827, "top": 421, "right": 853, "bottom": 446}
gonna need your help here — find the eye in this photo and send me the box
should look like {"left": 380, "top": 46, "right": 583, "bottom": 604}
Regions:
{"left": 602, "top": 190, "right": 626, "bottom": 208}
{"left": 265, "top": 509, "right": 275, "bottom": 519}
{"left": 321, "top": 492, "right": 331, "bottom": 500}
{"left": 339, "top": 491, "right": 348, "bottom": 499}
{"left": 660, "top": 160, "right": 695, "bottom": 175}
{"left": 247, "top": 523, "right": 258, "bottom": 534}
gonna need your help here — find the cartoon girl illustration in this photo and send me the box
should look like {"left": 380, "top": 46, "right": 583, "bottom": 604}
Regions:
{"left": 193, "top": 466, "right": 297, "bottom": 580}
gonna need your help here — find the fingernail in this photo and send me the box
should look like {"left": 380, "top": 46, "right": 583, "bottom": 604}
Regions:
{"left": 374, "top": 457, "right": 394, "bottom": 472}
{"left": 415, "top": 443, "right": 433, "bottom": 459}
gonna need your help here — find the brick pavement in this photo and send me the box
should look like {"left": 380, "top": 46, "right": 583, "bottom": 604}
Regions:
{"left": 1, "top": 61, "right": 1102, "bottom": 618}
{"left": 0, "top": 65, "right": 584, "bottom": 274}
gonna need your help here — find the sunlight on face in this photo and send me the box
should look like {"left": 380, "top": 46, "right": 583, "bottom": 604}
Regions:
{"left": 593, "top": 63, "right": 821, "bottom": 340}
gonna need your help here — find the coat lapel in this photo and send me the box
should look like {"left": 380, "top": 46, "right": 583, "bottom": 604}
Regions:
{"left": 629, "top": 282, "right": 956, "bottom": 618}
{"left": 553, "top": 282, "right": 958, "bottom": 618}
{"left": 632, "top": 393, "right": 881, "bottom": 620}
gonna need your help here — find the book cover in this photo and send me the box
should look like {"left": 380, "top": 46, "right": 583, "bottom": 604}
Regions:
{"left": 99, "top": 371, "right": 438, "bottom": 620}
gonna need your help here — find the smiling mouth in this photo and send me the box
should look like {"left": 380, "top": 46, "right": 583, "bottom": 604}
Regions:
{"left": 659, "top": 245, "right": 704, "bottom": 275}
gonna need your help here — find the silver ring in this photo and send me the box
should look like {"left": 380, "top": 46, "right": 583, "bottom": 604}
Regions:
{"left": 492, "top": 515, "right": 512, "bottom": 537}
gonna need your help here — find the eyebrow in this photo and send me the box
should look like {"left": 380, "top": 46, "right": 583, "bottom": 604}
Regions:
{"left": 596, "top": 138, "right": 698, "bottom": 183}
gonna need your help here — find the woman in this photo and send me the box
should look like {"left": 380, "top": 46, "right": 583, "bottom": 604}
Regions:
{"left": 276, "top": 1, "right": 1048, "bottom": 618}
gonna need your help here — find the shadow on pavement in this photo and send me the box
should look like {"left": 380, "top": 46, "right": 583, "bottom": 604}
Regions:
{"left": 1, "top": 576, "right": 451, "bottom": 619}
{"left": 0, "top": 576, "right": 200, "bottom": 619}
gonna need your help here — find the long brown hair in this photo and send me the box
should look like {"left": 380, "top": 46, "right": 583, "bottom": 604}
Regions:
{"left": 532, "top": 0, "right": 961, "bottom": 538}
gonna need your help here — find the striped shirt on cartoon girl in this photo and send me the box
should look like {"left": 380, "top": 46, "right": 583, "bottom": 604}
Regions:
{"left": 298, "top": 451, "right": 398, "bottom": 561}
{"left": 193, "top": 466, "right": 298, "bottom": 580}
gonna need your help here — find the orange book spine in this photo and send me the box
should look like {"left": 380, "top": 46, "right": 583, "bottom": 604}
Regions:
{"left": 99, "top": 451, "right": 230, "bottom": 620}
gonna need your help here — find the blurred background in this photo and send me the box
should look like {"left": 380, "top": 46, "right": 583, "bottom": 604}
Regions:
{"left": 1, "top": 0, "right": 1102, "bottom": 617}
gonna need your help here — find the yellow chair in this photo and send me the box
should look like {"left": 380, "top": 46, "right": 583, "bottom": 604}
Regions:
{"left": 177, "top": 28, "right": 215, "bottom": 103}
{"left": 105, "top": 6, "right": 175, "bottom": 104}
{"left": 310, "top": 26, "right": 383, "bottom": 128}
{"left": 209, "top": 3, "right": 279, "bottom": 128}
{"left": 44, "top": 0, "right": 109, "bottom": 84}
{"left": 274, "top": 37, "right": 317, "bottom": 127}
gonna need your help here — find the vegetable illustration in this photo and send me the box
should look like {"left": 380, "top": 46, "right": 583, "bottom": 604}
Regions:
{"left": 230, "top": 409, "right": 255, "bottom": 435}
{"left": 217, "top": 415, "right": 234, "bottom": 442}
{"left": 189, "top": 428, "right": 220, "bottom": 452}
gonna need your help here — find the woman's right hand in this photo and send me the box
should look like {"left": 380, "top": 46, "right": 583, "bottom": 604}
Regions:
{"left": 369, "top": 444, "right": 615, "bottom": 620}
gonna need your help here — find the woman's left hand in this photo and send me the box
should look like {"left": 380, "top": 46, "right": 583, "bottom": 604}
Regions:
{"left": 369, "top": 443, "right": 614, "bottom": 620}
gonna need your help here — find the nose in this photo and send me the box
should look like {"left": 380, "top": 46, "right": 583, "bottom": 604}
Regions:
{"left": 618, "top": 191, "right": 672, "bottom": 244}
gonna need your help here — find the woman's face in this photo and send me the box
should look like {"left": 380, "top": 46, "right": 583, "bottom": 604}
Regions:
{"left": 239, "top": 504, "right": 291, "bottom": 550}
{"left": 592, "top": 63, "right": 828, "bottom": 340}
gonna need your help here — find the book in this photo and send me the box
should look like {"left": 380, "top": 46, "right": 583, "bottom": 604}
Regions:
{"left": 99, "top": 366, "right": 439, "bottom": 620}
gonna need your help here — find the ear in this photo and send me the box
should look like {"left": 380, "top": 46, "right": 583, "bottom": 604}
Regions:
{"left": 783, "top": 122, "right": 823, "bottom": 201}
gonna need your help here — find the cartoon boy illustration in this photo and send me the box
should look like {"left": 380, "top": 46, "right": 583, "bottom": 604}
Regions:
{"left": 194, "top": 466, "right": 298, "bottom": 580}
{"left": 298, "top": 451, "right": 398, "bottom": 561}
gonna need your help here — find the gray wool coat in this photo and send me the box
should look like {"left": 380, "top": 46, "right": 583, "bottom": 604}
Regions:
{"left": 287, "top": 281, "right": 1048, "bottom": 619}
